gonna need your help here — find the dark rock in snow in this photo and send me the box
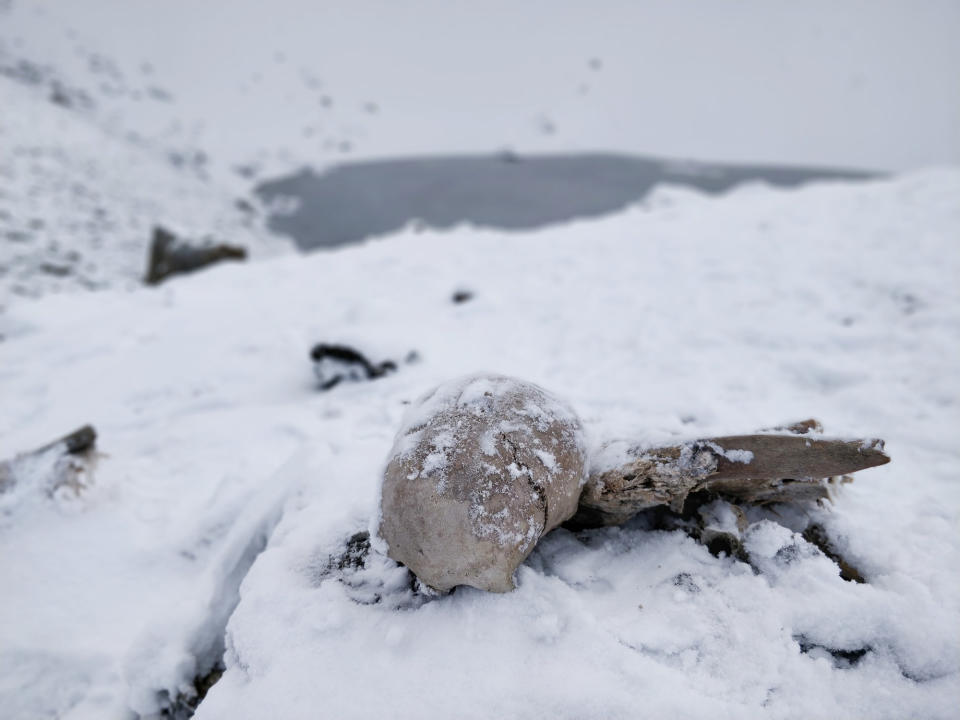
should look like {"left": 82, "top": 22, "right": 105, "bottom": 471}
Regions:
{"left": 144, "top": 226, "right": 246, "bottom": 285}
{"left": 53, "top": 425, "right": 97, "bottom": 455}
{"left": 310, "top": 343, "right": 397, "bottom": 390}
{"left": 802, "top": 523, "right": 866, "bottom": 583}
{"left": 157, "top": 661, "right": 225, "bottom": 720}
{"left": 795, "top": 636, "right": 871, "bottom": 669}
{"left": 0, "top": 424, "right": 97, "bottom": 496}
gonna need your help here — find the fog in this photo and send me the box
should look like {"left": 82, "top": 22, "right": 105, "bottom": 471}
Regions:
{"left": 4, "top": 0, "right": 957, "bottom": 173}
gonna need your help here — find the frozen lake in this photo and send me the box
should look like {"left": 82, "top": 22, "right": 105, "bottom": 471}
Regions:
{"left": 256, "top": 153, "right": 875, "bottom": 250}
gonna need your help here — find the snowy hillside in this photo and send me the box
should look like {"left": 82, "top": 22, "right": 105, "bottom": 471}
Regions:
{"left": 0, "top": 47, "right": 289, "bottom": 307}
{"left": 2, "top": 169, "right": 959, "bottom": 719}
{"left": 3, "top": 0, "right": 956, "bottom": 306}
{"left": 2, "top": 1, "right": 960, "bottom": 718}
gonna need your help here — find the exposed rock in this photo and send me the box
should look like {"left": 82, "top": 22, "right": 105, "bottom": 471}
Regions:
{"left": 144, "top": 226, "right": 246, "bottom": 285}
{"left": 309, "top": 343, "right": 397, "bottom": 390}
{"left": 0, "top": 425, "right": 97, "bottom": 497}
{"left": 153, "top": 662, "right": 224, "bottom": 720}
{"left": 310, "top": 530, "right": 433, "bottom": 609}
{"left": 696, "top": 498, "right": 749, "bottom": 560}
{"left": 795, "top": 637, "right": 870, "bottom": 669}
{"left": 380, "top": 374, "right": 587, "bottom": 592}
{"left": 802, "top": 523, "right": 866, "bottom": 583}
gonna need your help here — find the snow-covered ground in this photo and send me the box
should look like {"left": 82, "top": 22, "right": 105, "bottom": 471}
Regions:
{"left": 2, "top": 168, "right": 959, "bottom": 718}
{"left": 3, "top": 2, "right": 960, "bottom": 718}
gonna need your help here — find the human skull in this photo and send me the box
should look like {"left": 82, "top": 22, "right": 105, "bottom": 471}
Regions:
{"left": 379, "top": 374, "right": 587, "bottom": 592}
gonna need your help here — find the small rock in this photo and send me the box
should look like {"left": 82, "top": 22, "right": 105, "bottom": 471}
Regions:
{"left": 144, "top": 226, "right": 246, "bottom": 285}
{"left": 310, "top": 343, "right": 397, "bottom": 390}
{"left": 39, "top": 262, "right": 71, "bottom": 277}
{"left": 697, "top": 499, "right": 748, "bottom": 560}
{"left": 234, "top": 198, "right": 256, "bottom": 215}
{"left": 802, "top": 523, "right": 866, "bottom": 583}
{"left": 0, "top": 425, "right": 97, "bottom": 497}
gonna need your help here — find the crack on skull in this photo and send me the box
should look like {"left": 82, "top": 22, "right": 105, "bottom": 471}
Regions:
{"left": 500, "top": 432, "right": 549, "bottom": 538}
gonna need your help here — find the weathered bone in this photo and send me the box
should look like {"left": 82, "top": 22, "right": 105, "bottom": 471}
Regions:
{"left": 379, "top": 375, "right": 891, "bottom": 592}
{"left": 576, "top": 434, "right": 889, "bottom": 526}
{"left": 380, "top": 375, "right": 586, "bottom": 593}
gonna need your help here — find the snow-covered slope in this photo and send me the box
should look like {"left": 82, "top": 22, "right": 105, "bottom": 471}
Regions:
{"left": 0, "top": 62, "right": 289, "bottom": 308}
{"left": 1, "top": 170, "right": 958, "bottom": 719}
{"left": 6, "top": 0, "right": 957, "bottom": 309}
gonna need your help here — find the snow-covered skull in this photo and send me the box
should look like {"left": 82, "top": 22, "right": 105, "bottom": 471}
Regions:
{"left": 379, "top": 374, "right": 587, "bottom": 592}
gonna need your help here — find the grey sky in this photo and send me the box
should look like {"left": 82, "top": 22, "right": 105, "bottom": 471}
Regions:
{"left": 5, "top": 0, "right": 958, "bottom": 171}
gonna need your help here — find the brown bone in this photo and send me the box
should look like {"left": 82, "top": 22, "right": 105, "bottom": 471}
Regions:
{"left": 704, "top": 434, "right": 888, "bottom": 481}
{"left": 576, "top": 431, "right": 889, "bottom": 526}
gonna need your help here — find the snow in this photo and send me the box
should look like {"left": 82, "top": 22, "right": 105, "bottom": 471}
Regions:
{"left": 0, "top": 166, "right": 958, "bottom": 718}
{"left": 698, "top": 500, "right": 744, "bottom": 537}
{"left": 703, "top": 441, "right": 755, "bottom": 465}
{"left": 0, "top": 74, "right": 290, "bottom": 307}
{"left": 2, "top": 2, "right": 960, "bottom": 716}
